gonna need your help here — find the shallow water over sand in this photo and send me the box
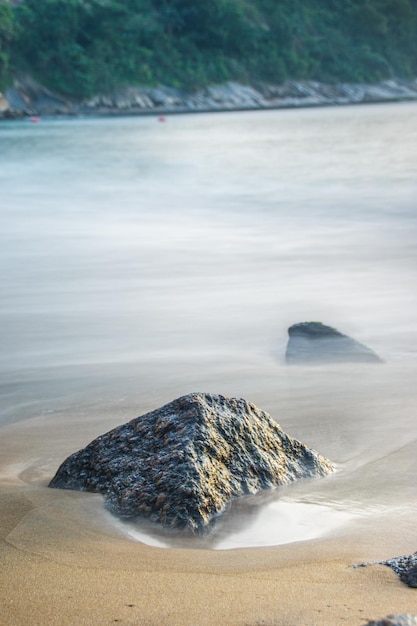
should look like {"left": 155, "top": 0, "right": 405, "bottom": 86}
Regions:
{"left": 1, "top": 103, "right": 417, "bottom": 549}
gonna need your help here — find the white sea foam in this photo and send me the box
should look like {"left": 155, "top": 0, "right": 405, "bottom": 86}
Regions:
{"left": 125, "top": 499, "right": 357, "bottom": 550}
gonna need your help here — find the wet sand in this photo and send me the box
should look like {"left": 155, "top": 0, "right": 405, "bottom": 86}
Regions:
{"left": 1, "top": 403, "right": 417, "bottom": 626}
{"left": 1, "top": 487, "right": 416, "bottom": 626}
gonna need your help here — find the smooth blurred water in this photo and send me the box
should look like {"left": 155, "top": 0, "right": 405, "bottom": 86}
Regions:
{"left": 1, "top": 103, "right": 416, "bottom": 548}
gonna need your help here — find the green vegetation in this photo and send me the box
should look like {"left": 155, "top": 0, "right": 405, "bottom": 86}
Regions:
{"left": 1, "top": 0, "right": 417, "bottom": 97}
{"left": 0, "top": 0, "right": 13, "bottom": 88}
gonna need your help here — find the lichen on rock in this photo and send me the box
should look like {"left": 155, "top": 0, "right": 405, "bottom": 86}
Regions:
{"left": 49, "top": 393, "right": 334, "bottom": 532}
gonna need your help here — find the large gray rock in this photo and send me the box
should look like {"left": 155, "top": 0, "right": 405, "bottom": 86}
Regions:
{"left": 285, "top": 321, "right": 383, "bottom": 364}
{"left": 49, "top": 393, "right": 334, "bottom": 532}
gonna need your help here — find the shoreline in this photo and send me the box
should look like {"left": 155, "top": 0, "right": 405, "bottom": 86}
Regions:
{"left": 1, "top": 77, "right": 417, "bottom": 120}
{"left": 2, "top": 479, "right": 416, "bottom": 626}
{"left": 1, "top": 402, "right": 417, "bottom": 625}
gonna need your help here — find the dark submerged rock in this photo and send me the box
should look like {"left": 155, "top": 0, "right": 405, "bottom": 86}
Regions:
{"left": 49, "top": 392, "right": 334, "bottom": 532}
{"left": 285, "top": 321, "right": 383, "bottom": 364}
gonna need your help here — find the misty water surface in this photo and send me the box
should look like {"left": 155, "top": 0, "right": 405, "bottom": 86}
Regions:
{"left": 1, "top": 103, "right": 416, "bottom": 547}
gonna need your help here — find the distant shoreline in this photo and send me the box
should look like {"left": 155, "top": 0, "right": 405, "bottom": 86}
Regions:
{"left": 1, "top": 77, "right": 417, "bottom": 120}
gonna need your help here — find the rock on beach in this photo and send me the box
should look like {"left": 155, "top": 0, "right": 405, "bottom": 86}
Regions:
{"left": 364, "top": 617, "right": 417, "bottom": 626}
{"left": 285, "top": 321, "right": 383, "bottom": 364}
{"left": 356, "top": 551, "right": 417, "bottom": 592}
{"left": 49, "top": 392, "right": 334, "bottom": 532}
{"left": 382, "top": 552, "right": 417, "bottom": 588}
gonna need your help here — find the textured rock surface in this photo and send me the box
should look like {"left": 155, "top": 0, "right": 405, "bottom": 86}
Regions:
{"left": 49, "top": 393, "right": 334, "bottom": 532}
{"left": 382, "top": 552, "right": 417, "bottom": 588}
{"left": 363, "top": 616, "right": 417, "bottom": 626}
{"left": 356, "top": 551, "right": 417, "bottom": 589}
{"left": 285, "top": 321, "right": 383, "bottom": 364}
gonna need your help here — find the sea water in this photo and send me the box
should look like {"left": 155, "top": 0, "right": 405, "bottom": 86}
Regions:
{"left": 1, "top": 103, "right": 416, "bottom": 549}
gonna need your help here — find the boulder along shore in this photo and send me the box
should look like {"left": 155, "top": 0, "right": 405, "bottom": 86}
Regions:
{"left": 1, "top": 76, "right": 417, "bottom": 119}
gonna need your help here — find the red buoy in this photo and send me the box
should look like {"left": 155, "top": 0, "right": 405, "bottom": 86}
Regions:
{"left": 158, "top": 115, "right": 166, "bottom": 123}
{"left": 30, "top": 116, "right": 41, "bottom": 123}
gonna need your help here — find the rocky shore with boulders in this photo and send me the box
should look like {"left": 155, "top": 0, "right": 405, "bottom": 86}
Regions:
{"left": 1, "top": 75, "right": 417, "bottom": 119}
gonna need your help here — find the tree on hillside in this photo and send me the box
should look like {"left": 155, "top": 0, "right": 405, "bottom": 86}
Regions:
{"left": 7, "top": 0, "right": 417, "bottom": 96}
{"left": 0, "top": 0, "right": 14, "bottom": 87}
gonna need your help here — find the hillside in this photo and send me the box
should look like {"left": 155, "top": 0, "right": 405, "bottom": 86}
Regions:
{"left": 1, "top": 0, "right": 417, "bottom": 98}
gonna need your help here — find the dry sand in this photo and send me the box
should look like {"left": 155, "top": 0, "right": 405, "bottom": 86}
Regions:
{"left": 1, "top": 410, "right": 416, "bottom": 626}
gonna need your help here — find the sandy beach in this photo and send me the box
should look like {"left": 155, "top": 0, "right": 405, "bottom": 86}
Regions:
{"left": 1, "top": 485, "right": 416, "bottom": 626}
{"left": 1, "top": 400, "right": 416, "bottom": 626}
